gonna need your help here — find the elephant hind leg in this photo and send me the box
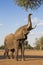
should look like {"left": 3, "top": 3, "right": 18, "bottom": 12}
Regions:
{"left": 15, "top": 42, "right": 19, "bottom": 60}
{"left": 15, "top": 47, "right": 19, "bottom": 61}
{"left": 10, "top": 48, "right": 15, "bottom": 59}
{"left": 11, "top": 52, "right": 15, "bottom": 59}
{"left": 4, "top": 50, "right": 7, "bottom": 57}
{"left": 21, "top": 41, "right": 25, "bottom": 60}
{"left": 4, "top": 49, "right": 10, "bottom": 59}
{"left": 7, "top": 50, "right": 11, "bottom": 59}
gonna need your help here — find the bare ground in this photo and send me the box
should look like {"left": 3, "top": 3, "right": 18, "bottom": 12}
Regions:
{"left": 0, "top": 50, "right": 43, "bottom": 65}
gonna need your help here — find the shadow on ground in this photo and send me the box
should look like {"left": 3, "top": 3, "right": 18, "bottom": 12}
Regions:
{"left": 0, "top": 55, "right": 43, "bottom": 60}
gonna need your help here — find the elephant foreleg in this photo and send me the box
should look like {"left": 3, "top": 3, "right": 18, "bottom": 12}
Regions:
{"left": 21, "top": 41, "right": 24, "bottom": 60}
{"left": 14, "top": 40, "right": 19, "bottom": 61}
{"left": 15, "top": 47, "right": 19, "bottom": 61}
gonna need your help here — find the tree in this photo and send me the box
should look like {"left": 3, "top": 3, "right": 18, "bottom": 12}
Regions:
{"left": 0, "top": 45, "right": 5, "bottom": 50}
{"left": 24, "top": 41, "right": 33, "bottom": 49}
{"left": 35, "top": 37, "right": 43, "bottom": 50}
{"left": 24, "top": 40, "right": 28, "bottom": 46}
{"left": 14, "top": 0, "right": 43, "bottom": 10}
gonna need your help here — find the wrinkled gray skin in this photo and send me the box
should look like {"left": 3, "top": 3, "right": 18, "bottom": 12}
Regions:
{"left": 4, "top": 34, "right": 25, "bottom": 60}
{"left": 4, "top": 33, "right": 15, "bottom": 59}
{"left": 4, "top": 13, "right": 36, "bottom": 60}
{"left": 14, "top": 13, "right": 36, "bottom": 60}
{"left": 4, "top": 33, "right": 24, "bottom": 60}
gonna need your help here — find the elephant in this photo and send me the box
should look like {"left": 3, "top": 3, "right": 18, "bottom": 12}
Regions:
{"left": 4, "top": 33, "right": 15, "bottom": 59}
{"left": 14, "top": 13, "right": 36, "bottom": 60}
{"left": 4, "top": 33, "right": 25, "bottom": 60}
{"left": 4, "top": 13, "right": 36, "bottom": 60}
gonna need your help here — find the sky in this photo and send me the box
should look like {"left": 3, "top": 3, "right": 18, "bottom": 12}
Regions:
{"left": 0, "top": 0, "right": 43, "bottom": 46}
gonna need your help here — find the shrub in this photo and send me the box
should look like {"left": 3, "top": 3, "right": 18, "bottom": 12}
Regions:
{"left": 0, "top": 45, "right": 5, "bottom": 49}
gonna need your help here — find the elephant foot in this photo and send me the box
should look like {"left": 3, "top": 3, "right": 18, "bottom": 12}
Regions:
{"left": 16, "top": 57, "right": 18, "bottom": 61}
{"left": 7, "top": 56, "right": 11, "bottom": 59}
{"left": 15, "top": 58, "right": 18, "bottom": 61}
{"left": 4, "top": 52, "right": 6, "bottom": 56}
{"left": 23, "top": 58, "right": 25, "bottom": 61}
{"left": 12, "top": 55, "right": 14, "bottom": 59}
{"left": 22, "top": 58, "right": 24, "bottom": 61}
{"left": 22, "top": 56, "right": 25, "bottom": 61}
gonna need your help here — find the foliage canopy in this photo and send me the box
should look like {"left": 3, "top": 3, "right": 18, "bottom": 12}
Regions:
{"left": 14, "top": 0, "right": 43, "bottom": 10}
{"left": 35, "top": 36, "right": 43, "bottom": 50}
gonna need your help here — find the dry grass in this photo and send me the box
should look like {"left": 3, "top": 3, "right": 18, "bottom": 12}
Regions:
{"left": 0, "top": 50, "right": 43, "bottom": 65}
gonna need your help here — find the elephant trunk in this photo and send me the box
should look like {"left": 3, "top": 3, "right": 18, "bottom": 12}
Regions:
{"left": 27, "top": 13, "right": 32, "bottom": 29}
{"left": 27, "top": 13, "right": 36, "bottom": 30}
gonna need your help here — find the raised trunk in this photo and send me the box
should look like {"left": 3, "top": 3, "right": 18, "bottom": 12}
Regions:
{"left": 27, "top": 13, "right": 36, "bottom": 30}
{"left": 28, "top": 14, "right": 32, "bottom": 28}
{"left": 27, "top": 14, "right": 32, "bottom": 29}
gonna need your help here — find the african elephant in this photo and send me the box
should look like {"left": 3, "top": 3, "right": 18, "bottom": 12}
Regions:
{"left": 4, "top": 33, "right": 25, "bottom": 60}
{"left": 4, "top": 13, "right": 36, "bottom": 60}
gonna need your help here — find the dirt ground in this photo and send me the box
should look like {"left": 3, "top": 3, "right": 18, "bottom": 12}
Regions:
{"left": 0, "top": 50, "right": 43, "bottom": 65}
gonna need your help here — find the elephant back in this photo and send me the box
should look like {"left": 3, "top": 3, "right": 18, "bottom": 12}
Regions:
{"left": 4, "top": 33, "right": 15, "bottom": 49}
